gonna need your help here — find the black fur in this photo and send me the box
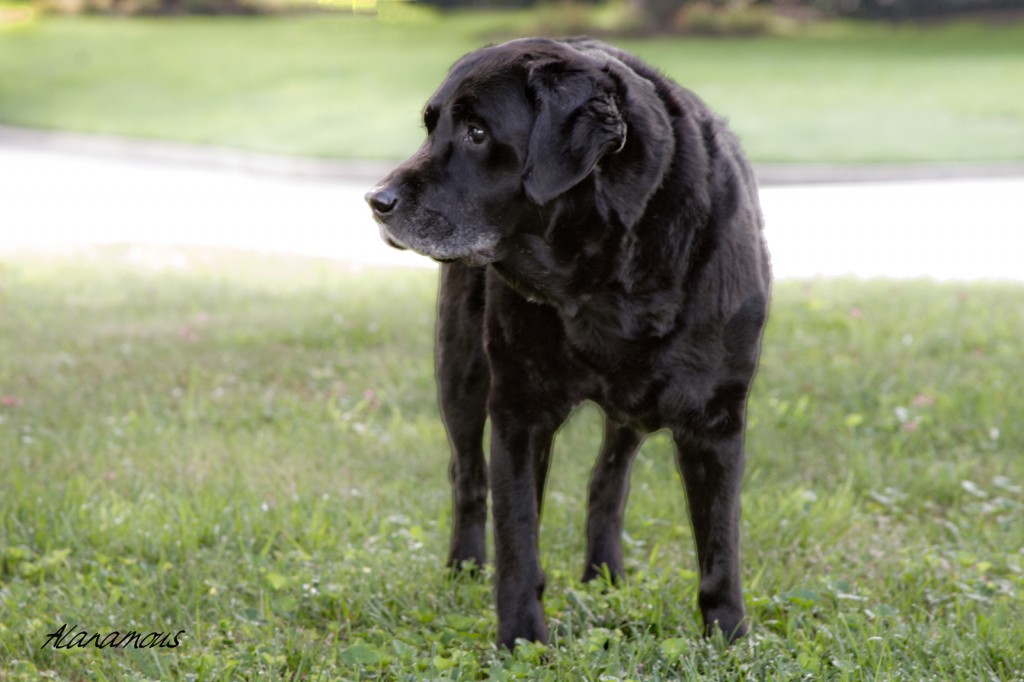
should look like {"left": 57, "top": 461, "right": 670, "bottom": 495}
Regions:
{"left": 366, "top": 37, "right": 771, "bottom": 650}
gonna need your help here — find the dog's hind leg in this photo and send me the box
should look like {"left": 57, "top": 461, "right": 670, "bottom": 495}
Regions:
{"left": 582, "top": 419, "right": 644, "bottom": 584}
{"left": 436, "top": 264, "right": 491, "bottom": 572}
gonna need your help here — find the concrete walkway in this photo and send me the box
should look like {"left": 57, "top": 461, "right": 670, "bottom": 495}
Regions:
{"left": 2, "top": 126, "right": 1022, "bottom": 281}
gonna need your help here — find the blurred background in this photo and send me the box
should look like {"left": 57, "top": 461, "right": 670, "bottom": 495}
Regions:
{"left": 1, "top": 0, "right": 1023, "bottom": 277}
{"left": 2, "top": 0, "right": 1023, "bottom": 162}
{"left": 2, "top": 0, "right": 1024, "bottom": 274}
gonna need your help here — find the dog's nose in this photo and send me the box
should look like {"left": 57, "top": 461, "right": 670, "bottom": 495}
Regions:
{"left": 365, "top": 186, "right": 399, "bottom": 217}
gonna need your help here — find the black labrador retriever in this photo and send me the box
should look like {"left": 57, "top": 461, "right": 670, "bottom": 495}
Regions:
{"left": 366, "top": 37, "right": 771, "bottom": 650}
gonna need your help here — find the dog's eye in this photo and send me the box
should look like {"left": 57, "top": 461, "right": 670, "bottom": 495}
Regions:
{"left": 467, "top": 125, "right": 487, "bottom": 145}
{"left": 423, "top": 106, "right": 439, "bottom": 134}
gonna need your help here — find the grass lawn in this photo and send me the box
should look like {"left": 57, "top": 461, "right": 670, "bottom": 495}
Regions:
{"left": 0, "top": 10, "right": 1023, "bottom": 162}
{"left": 0, "top": 247, "right": 1022, "bottom": 679}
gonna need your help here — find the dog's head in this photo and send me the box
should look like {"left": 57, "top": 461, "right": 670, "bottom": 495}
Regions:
{"left": 365, "top": 38, "right": 672, "bottom": 266}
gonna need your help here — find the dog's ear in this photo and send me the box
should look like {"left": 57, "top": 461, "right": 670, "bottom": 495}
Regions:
{"left": 589, "top": 55, "right": 677, "bottom": 230}
{"left": 523, "top": 61, "right": 627, "bottom": 207}
{"left": 524, "top": 53, "right": 676, "bottom": 229}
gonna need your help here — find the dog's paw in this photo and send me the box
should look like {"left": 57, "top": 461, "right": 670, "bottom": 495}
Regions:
{"left": 497, "top": 602, "right": 548, "bottom": 651}
{"left": 702, "top": 607, "right": 748, "bottom": 644}
{"left": 447, "top": 528, "right": 487, "bottom": 576}
{"left": 446, "top": 556, "right": 485, "bottom": 580}
{"left": 580, "top": 561, "right": 624, "bottom": 586}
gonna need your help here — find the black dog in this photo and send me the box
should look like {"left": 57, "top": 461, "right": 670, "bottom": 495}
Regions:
{"left": 366, "top": 37, "right": 770, "bottom": 650}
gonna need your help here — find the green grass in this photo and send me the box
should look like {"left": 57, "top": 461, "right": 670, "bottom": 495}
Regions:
{"left": 1, "top": 10, "right": 1023, "bottom": 162}
{"left": 1, "top": 247, "right": 1022, "bottom": 679}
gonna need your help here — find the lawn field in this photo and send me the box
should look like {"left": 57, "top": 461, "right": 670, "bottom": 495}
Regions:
{"left": 1, "top": 248, "right": 1022, "bottom": 679}
{"left": 0, "top": 11, "right": 1023, "bottom": 162}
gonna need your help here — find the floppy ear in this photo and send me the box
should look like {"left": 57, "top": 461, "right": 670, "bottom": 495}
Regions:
{"left": 523, "top": 62, "right": 627, "bottom": 207}
{"left": 588, "top": 56, "right": 675, "bottom": 230}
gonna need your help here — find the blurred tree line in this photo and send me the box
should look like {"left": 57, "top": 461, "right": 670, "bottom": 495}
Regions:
{"left": 831, "top": 0, "right": 1024, "bottom": 18}
{"left": 424, "top": 0, "right": 1024, "bottom": 20}
{"left": 28, "top": 0, "right": 1024, "bottom": 23}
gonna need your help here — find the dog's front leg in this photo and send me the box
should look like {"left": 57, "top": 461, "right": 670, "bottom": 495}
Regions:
{"left": 437, "top": 265, "right": 490, "bottom": 572}
{"left": 674, "top": 429, "right": 748, "bottom": 642}
{"left": 488, "top": 408, "right": 558, "bottom": 650}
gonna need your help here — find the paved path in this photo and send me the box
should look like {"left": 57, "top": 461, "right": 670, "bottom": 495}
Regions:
{"left": 1, "top": 130, "right": 1022, "bottom": 281}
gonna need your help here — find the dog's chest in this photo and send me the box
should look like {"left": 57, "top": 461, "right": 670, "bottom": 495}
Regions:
{"left": 590, "top": 376, "right": 661, "bottom": 427}
{"left": 560, "top": 319, "right": 675, "bottom": 429}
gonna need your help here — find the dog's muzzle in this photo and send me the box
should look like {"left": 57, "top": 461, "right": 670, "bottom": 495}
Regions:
{"left": 365, "top": 185, "right": 410, "bottom": 251}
